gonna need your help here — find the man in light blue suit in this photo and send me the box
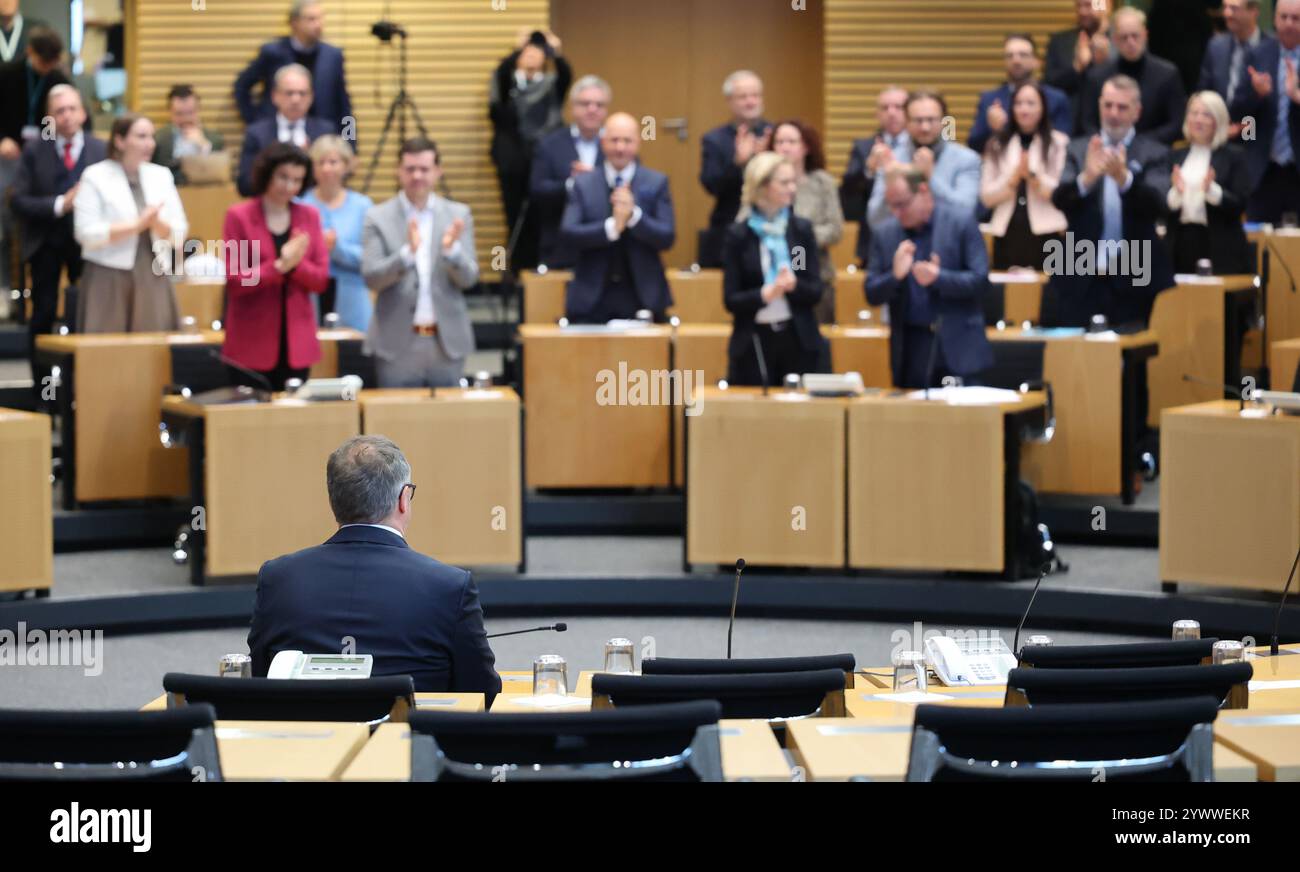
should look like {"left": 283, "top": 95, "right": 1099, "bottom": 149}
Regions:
{"left": 866, "top": 90, "right": 981, "bottom": 231}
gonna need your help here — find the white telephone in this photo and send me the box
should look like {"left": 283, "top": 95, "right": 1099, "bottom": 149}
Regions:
{"left": 267, "top": 650, "right": 374, "bottom": 679}
{"left": 924, "top": 636, "right": 1016, "bottom": 686}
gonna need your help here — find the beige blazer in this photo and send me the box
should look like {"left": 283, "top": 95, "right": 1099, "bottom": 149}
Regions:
{"left": 980, "top": 130, "right": 1069, "bottom": 237}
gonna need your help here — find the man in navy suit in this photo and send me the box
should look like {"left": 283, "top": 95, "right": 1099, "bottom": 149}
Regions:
{"left": 866, "top": 167, "right": 993, "bottom": 389}
{"left": 840, "top": 85, "right": 910, "bottom": 265}
{"left": 560, "top": 112, "right": 675, "bottom": 322}
{"left": 968, "top": 34, "right": 1073, "bottom": 155}
{"left": 1050, "top": 75, "right": 1174, "bottom": 328}
{"left": 247, "top": 435, "right": 501, "bottom": 702}
{"left": 236, "top": 64, "right": 333, "bottom": 196}
{"left": 233, "top": 0, "right": 352, "bottom": 133}
{"left": 529, "top": 74, "right": 609, "bottom": 269}
{"left": 699, "top": 70, "right": 771, "bottom": 266}
{"left": 10, "top": 85, "right": 105, "bottom": 398}
{"left": 1197, "top": 0, "right": 1265, "bottom": 109}
{"left": 1233, "top": 0, "right": 1300, "bottom": 221}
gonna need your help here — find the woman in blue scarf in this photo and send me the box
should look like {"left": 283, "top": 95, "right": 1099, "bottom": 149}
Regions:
{"left": 722, "top": 151, "right": 827, "bottom": 386}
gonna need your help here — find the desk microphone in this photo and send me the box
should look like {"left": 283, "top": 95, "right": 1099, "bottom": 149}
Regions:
{"left": 1013, "top": 561, "right": 1052, "bottom": 660}
{"left": 1263, "top": 236, "right": 1297, "bottom": 295}
{"left": 1180, "top": 373, "right": 1248, "bottom": 410}
{"left": 923, "top": 315, "right": 943, "bottom": 400}
{"left": 209, "top": 348, "right": 275, "bottom": 393}
{"left": 751, "top": 333, "right": 770, "bottom": 396}
{"left": 486, "top": 623, "right": 567, "bottom": 640}
{"left": 727, "top": 559, "right": 745, "bottom": 659}
{"left": 1268, "top": 544, "right": 1300, "bottom": 657}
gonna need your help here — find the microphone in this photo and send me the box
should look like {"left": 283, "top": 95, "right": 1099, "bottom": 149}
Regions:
{"left": 1263, "top": 236, "right": 1297, "bottom": 295}
{"left": 923, "top": 315, "right": 943, "bottom": 400}
{"left": 486, "top": 623, "right": 567, "bottom": 640}
{"left": 751, "top": 333, "right": 770, "bottom": 396}
{"left": 1013, "top": 561, "right": 1053, "bottom": 660}
{"left": 727, "top": 559, "right": 745, "bottom": 659}
{"left": 1181, "top": 373, "right": 1249, "bottom": 410}
{"left": 1268, "top": 544, "right": 1300, "bottom": 657}
{"left": 209, "top": 348, "right": 274, "bottom": 393}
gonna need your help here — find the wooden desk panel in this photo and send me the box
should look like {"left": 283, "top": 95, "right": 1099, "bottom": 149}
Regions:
{"left": 178, "top": 182, "right": 240, "bottom": 249}
{"left": 672, "top": 325, "right": 730, "bottom": 486}
{"left": 360, "top": 388, "right": 522, "bottom": 567}
{"left": 667, "top": 270, "right": 726, "bottom": 323}
{"left": 833, "top": 268, "right": 886, "bottom": 325}
{"left": 719, "top": 719, "right": 792, "bottom": 781}
{"left": 787, "top": 717, "right": 914, "bottom": 781}
{"left": 1148, "top": 278, "right": 1230, "bottom": 428}
{"left": 1272, "top": 338, "right": 1300, "bottom": 392}
{"left": 522, "top": 270, "right": 569, "bottom": 324}
{"left": 1215, "top": 712, "right": 1300, "bottom": 781}
{"left": 0, "top": 410, "right": 52, "bottom": 592}
{"left": 488, "top": 694, "right": 593, "bottom": 713}
{"left": 990, "top": 272, "right": 1046, "bottom": 325}
{"left": 174, "top": 280, "right": 224, "bottom": 329}
{"left": 215, "top": 720, "right": 369, "bottom": 782}
{"left": 1264, "top": 231, "right": 1300, "bottom": 349}
{"left": 520, "top": 325, "right": 672, "bottom": 488}
{"left": 1160, "top": 401, "right": 1300, "bottom": 592}
{"left": 822, "top": 325, "right": 893, "bottom": 387}
{"left": 686, "top": 388, "right": 846, "bottom": 568}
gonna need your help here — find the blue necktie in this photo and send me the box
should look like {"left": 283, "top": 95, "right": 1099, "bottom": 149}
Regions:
{"left": 1272, "top": 48, "right": 1299, "bottom": 166}
{"left": 1099, "top": 136, "right": 1124, "bottom": 271}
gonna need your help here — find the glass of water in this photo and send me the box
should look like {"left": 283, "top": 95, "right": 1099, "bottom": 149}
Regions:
{"left": 533, "top": 654, "right": 568, "bottom": 696}
{"left": 892, "top": 650, "right": 928, "bottom": 693}
{"left": 603, "top": 638, "right": 635, "bottom": 674}
{"left": 1172, "top": 620, "right": 1201, "bottom": 641}
{"left": 219, "top": 653, "right": 251, "bottom": 678}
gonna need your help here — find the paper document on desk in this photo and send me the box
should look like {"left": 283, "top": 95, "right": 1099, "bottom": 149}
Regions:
{"left": 871, "top": 691, "right": 955, "bottom": 703}
{"left": 903, "top": 386, "right": 1022, "bottom": 405}
{"left": 1248, "top": 679, "right": 1300, "bottom": 691}
{"left": 508, "top": 694, "right": 593, "bottom": 708}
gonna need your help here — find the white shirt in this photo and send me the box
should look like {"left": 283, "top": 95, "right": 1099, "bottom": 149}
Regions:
{"left": 399, "top": 192, "right": 437, "bottom": 326}
{"left": 572, "top": 124, "right": 601, "bottom": 169}
{"left": 340, "top": 523, "right": 404, "bottom": 540}
{"left": 276, "top": 113, "right": 308, "bottom": 147}
{"left": 51, "top": 131, "right": 86, "bottom": 217}
{"left": 1167, "top": 144, "right": 1223, "bottom": 226}
{"left": 602, "top": 160, "right": 643, "bottom": 241}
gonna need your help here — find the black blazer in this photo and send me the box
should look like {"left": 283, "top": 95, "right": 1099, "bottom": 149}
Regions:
{"left": 1165, "top": 143, "right": 1253, "bottom": 275}
{"left": 10, "top": 134, "right": 107, "bottom": 262}
{"left": 247, "top": 525, "right": 502, "bottom": 703}
{"left": 488, "top": 51, "right": 572, "bottom": 175}
{"left": 236, "top": 115, "right": 335, "bottom": 196}
{"left": 233, "top": 37, "right": 353, "bottom": 130}
{"left": 722, "top": 215, "right": 824, "bottom": 362}
{"left": 0, "top": 59, "right": 73, "bottom": 144}
{"left": 528, "top": 125, "right": 601, "bottom": 268}
{"left": 1078, "top": 53, "right": 1187, "bottom": 145}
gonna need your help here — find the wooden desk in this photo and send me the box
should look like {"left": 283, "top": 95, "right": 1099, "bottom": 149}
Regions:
{"left": 787, "top": 717, "right": 916, "bottom": 781}
{"left": 832, "top": 268, "right": 886, "bottom": 325}
{"left": 519, "top": 324, "right": 673, "bottom": 488}
{"left": 522, "top": 270, "right": 569, "bottom": 324}
{"left": 667, "top": 270, "right": 726, "bottom": 323}
{"left": 1148, "top": 275, "right": 1257, "bottom": 428}
{"left": 160, "top": 395, "right": 360, "bottom": 582}
{"left": 685, "top": 387, "right": 846, "bottom": 568}
{"left": 174, "top": 280, "right": 224, "bottom": 328}
{"left": 1272, "top": 337, "right": 1300, "bottom": 392}
{"left": 488, "top": 694, "right": 593, "bottom": 713}
{"left": 178, "top": 182, "right": 239, "bottom": 249}
{"left": 498, "top": 670, "right": 535, "bottom": 694}
{"left": 359, "top": 388, "right": 523, "bottom": 569}
{"left": 35, "top": 329, "right": 359, "bottom": 507}
{"left": 1262, "top": 230, "right": 1300, "bottom": 350}
{"left": 988, "top": 271, "right": 1047, "bottom": 325}
{"left": 1215, "top": 711, "right": 1300, "bottom": 781}
{"left": 845, "top": 685, "right": 1008, "bottom": 719}
{"left": 0, "top": 409, "right": 52, "bottom": 594}
{"left": 1160, "top": 401, "right": 1300, "bottom": 593}
{"left": 847, "top": 390, "right": 1046, "bottom": 576}
{"left": 822, "top": 325, "right": 893, "bottom": 387}
{"left": 671, "top": 325, "right": 729, "bottom": 487}
{"left": 215, "top": 720, "right": 368, "bottom": 781}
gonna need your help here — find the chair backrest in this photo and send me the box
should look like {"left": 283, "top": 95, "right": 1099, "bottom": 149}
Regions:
{"left": 643, "top": 654, "right": 856, "bottom": 689}
{"left": 1004, "top": 663, "right": 1253, "bottom": 709}
{"left": 163, "top": 673, "right": 415, "bottom": 724}
{"left": 409, "top": 700, "right": 723, "bottom": 782}
{"left": 591, "top": 669, "right": 846, "bottom": 722}
{"left": 169, "top": 345, "right": 229, "bottom": 394}
{"left": 1018, "top": 639, "right": 1220, "bottom": 670}
{"left": 0, "top": 704, "right": 222, "bottom": 781}
{"left": 906, "top": 696, "right": 1220, "bottom": 782}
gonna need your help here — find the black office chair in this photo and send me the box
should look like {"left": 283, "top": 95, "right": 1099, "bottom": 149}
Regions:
{"left": 906, "top": 696, "right": 1219, "bottom": 782}
{"left": 409, "top": 700, "right": 724, "bottom": 782}
{"left": 643, "top": 653, "right": 856, "bottom": 689}
{"left": 0, "top": 704, "right": 222, "bottom": 781}
{"left": 163, "top": 673, "right": 415, "bottom": 724}
{"left": 1018, "top": 639, "right": 1220, "bottom": 669}
{"left": 169, "top": 344, "right": 231, "bottom": 395}
{"left": 1004, "top": 663, "right": 1252, "bottom": 709}
{"left": 592, "top": 669, "right": 846, "bottom": 724}
{"left": 983, "top": 338, "right": 1056, "bottom": 444}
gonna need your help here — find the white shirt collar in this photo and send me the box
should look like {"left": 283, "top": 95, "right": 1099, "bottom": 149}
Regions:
{"left": 55, "top": 130, "right": 84, "bottom": 149}
{"left": 399, "top": 190, "right": 435, "bottom": 217}
{"left": 571, "top": 124, "right": 601, "bottom": 143}
{"left": 340, "top": 523, "right": 404, "bottom": 540}
{"left": 276, "top": 113, "right": 305, "bottom": 131}
{"left": 603, "top": 160, "right": 636, "bottom": 188}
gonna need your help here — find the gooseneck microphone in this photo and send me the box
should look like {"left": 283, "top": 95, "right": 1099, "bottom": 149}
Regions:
{"left": 751, "top": 333, "right": 770, "bottom": 396}
{"left": 923, "top": 315, "right": 943, "bottom": 400}
{"left": 727, "top": 559, "right": 745, "bottom": 659}
{"left": 210, "top": 348, "right": 275, "bottom": 393}
{"left": 1269, "top": 544, "right": 1300, "bottom": 657}
{"left": 1181, "top": 373, "right": 1247, "bottom": 411}
{"left": 1013, "top": 562, "right": 1053, "bottom": 660}
{"left": 487, "top": 623, "right": 567, "bottom": 640}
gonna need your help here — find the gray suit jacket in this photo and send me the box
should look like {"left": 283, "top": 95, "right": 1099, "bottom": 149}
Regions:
{"left": 361, "top": 194, "right": 478, "bottom": 361}
{"left": 866, "top": 140, "right": 981, "bottom": 228}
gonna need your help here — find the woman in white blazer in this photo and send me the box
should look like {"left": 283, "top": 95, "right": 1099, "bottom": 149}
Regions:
{"left": 979, "top": 82, "right": 1069, "bottom": 271}
{"left": 74, "top": 113, "right": 188, "bottom": 332}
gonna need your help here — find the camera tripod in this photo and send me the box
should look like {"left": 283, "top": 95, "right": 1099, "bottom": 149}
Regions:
{"left": 361, "top": 22, "right": 428, "bottom": 194}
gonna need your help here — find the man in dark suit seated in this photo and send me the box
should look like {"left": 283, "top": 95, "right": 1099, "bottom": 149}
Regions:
{"left": 247, "top": 435, "right": 501, "bottom": 702}
{"left": 233, "top": 0, "right": 352, "bottom": 134}
{"left": 1197, "top": 0, "right": 1264, "bottom": 113}
{"left": 236, "top": 63, "right": 333, "bottom": 196}
{"left": 840, "top": 85, "right": 910, "bottom": 266}
{"left": 1049, "top": 74, "right": 1174, "bottom": 328}
{"left": 1232, "top": 0, "right": 1300, "bottom": 222}
{"left": 1077, "top": 7, "right": 1187, "bottom": 145}
{"left": 560, "top": 111, "right": 675, "bottom": 323}
{"left": 528, "top": 74, "right": 609, "bottom": 269}
{"left": 865, "top": 167, "right": 994, "bottom": 389}
{"left": 10, "top": 85, "right": 105, "bottom": 403}
{"left": 698, "top": 70, "right": 771, "bottom": 267}
{"left": 968, "top": 33, "right": 1073, "bottom": 155}
{"left": 153, "top": 85, "right": 225, "bottom": 185}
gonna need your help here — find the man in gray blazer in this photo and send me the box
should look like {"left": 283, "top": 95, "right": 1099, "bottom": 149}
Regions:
{"left": 361, "top": 137, "right": 478, "bottom": 387}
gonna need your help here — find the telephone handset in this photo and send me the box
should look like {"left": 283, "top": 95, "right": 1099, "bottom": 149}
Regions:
{"left": 924, "top": 635, "right": 1016, "bottom": 686}
{"left": 267, "top": 650, "right": 374, "bottom": 679}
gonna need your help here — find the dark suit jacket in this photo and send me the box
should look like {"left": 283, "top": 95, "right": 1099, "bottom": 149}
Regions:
{"left": 233, "top": 37, "right": 352, "bottom": 130}
{"left": 236, "top": 115, "right": 334, "bottom": 196}
{"left": 10, "top": 134, "right": 107, "bottom": 262}
{"left": 1045, "top": 27, "right": 1091, "bottom": 98}
{"left": 488, "top": 52, "right": 572, "bottom": 175}
{"left": 1197, "top": 31, "right": 1257, "bottom": 106}
{"left": 247, "top": 525, "right": 501, "bottom": 703}
{"left": 0, "top": 59, "right": 73, "bottom": 144}
{"left": 700, "top": 119, "right": 771, "bottom": 229}
{"left": 153, "top": 125, "right": 226, "bottom": 184}
{"left": 529, "top": 126, "right": 601, "bottom": 268}
{"left": 1231, "top": 36, "right": 1300, "bottom": 191}
{"left": 1078, "top": 53, "right": 1187, "bottom": 145}
{"left": 968, "top": 81, "right": 1073, "bottom": 154}
{"left": 560, "top": 163, "right": 675, "bottom": 318}
{"left": 722, "top": 215, "right": 825, "bottom": 362}
{"left": 840, "top": 132, "right": 901, "bottom": 265}
{"left": 865, "top": 203, "right": 995, "bottom": 384}
{"left": 1166, "top": 143, "right": 1253, "bottom": 275}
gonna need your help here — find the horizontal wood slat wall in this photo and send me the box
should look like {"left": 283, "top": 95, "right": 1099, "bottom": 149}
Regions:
{"left": 126, "top": 0, "right": 549, "bottom": 273}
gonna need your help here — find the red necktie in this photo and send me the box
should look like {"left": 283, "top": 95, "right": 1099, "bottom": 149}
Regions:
{"left": 62, "top": 141, "right": 74, "bottom": 170}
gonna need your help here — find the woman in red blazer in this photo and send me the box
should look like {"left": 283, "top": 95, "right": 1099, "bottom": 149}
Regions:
{"left": 221, "top": 142, "right": 329, "bottom": 390}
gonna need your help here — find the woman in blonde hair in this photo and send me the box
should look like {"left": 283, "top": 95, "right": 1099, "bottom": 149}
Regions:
{"left": 1166, "top": 90, "right": 1252, "bottom": 275}
{"left": 723, "top": 151, "right": 826, "bottom": 386}
{"left": 302, "top": 135, "right": 374, "bottom": 330}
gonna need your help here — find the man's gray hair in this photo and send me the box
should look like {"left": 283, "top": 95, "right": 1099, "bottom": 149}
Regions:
{"left": 274, "top": 63, "right": 314, "bottom": 91}
{"left": 46, "top": 84, "right": 83, "bottom": 109}
{"left": 289, "top": 0, "right": 321, "bottom": 21}
{"left": 327, "top": 435, "right": 410, "bottom": 525}
{"left": 1103, "top": 73, "right": 1143, "bottom": 102}
{"left": 722, "top": 69, "right": 761, "bottom": 97}
{"left": 570, "top": 74, "right": 612, "bottom": 104}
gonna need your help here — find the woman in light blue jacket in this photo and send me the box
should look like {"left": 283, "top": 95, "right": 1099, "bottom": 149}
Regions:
{"left": 302, "top": 135, "right": 373, "bottom": 331}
